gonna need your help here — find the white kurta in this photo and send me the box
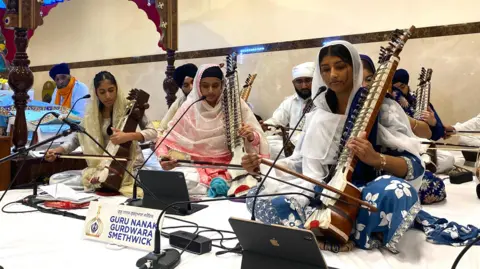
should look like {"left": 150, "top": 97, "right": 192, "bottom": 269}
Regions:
{"left": 264, "top": 94, "right": 309, "bottom": 159}
{"left": 454, "top": 114, "right": 480, "bottom": 147}
{"left": 158, "top": 95, "right": 187, "bottom": 134}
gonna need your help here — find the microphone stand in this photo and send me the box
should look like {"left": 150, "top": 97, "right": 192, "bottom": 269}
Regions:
{"left": 0, "top": 126, "right": 83, "bottom": 203}
{"left": 251, "top": 86, "right": 327, "bottom": 221}
{"left": 28, "top": 94, "right": 90, "bottom": 199}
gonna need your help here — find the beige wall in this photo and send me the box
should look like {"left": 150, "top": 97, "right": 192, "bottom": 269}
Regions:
{"left": 27, "top": 0, "right": 480, "bottom": 124}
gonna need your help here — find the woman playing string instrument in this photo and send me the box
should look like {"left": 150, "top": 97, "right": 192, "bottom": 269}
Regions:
{"left": 45, "top": 71, "right": 157, "bottom": 196}
{"left": 242, "top": 41, "right": 424, "bottom": 252}
{"left": 157, "top": 64, "right": 269, "bottom": 197}
{"left": 361, "top": 54, "right": 446, "bottom": 205}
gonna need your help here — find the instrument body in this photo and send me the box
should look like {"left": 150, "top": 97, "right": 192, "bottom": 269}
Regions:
{"left": 306, "top": 27, "right": 415, "bottom": 244}
{"left": 94, "top": 89, "right": 150, "bottom": 192}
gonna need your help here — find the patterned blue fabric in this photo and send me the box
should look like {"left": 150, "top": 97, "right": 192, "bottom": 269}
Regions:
{"left": 355, "top": 175, "right": 420, "bottom": 252}
{"left": 391, "top": 87, "right": 416, "bottom": 118}
{"left": 247, "top": 176, "right": 422, "bottom": 253}
{"left": 414, "top": 210, "right": 480, "bottom": 247}
{"left": 246, "top": 186, "right": 307, "bottom": 229}
{"left": 419, "top": 171, "right": 446, "bottom": 204}
{"left": 428, "top": 103, "right": 445, "bottom": 141}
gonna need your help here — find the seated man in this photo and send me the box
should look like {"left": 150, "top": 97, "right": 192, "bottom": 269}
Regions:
{"left": 445, "top": 114, "right": 480, "bottom": 147}
{"left": 158, "top": 63, "right": 197, "bottom": 134}
{"left": 50, "top": 63, "right": 89, "bottom": 117}
{"left": 262, "top": 62, "right": 315, "bottom": 159}
{"left": 445, "top": 114, "right": 480, "bottom": 175}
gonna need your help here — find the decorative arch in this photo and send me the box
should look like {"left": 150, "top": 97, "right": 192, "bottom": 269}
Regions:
{"left": 0, "top": 0, "right": 165, "bottom": 63}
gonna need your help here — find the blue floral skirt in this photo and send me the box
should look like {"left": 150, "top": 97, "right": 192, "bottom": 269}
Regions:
{"left": 247, "top": 176, "right": 421, "bottom": 253}
{"left": 418, "top": 171, "right": 446, "bottom": 205}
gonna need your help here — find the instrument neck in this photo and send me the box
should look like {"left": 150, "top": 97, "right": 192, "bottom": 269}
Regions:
{"left": 336, "top": 56, "right": 399, "bottom": 175}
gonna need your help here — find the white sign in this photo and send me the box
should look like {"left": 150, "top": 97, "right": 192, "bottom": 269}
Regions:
{"left": 83, "top": 201, "right": 162, "bottom": 251}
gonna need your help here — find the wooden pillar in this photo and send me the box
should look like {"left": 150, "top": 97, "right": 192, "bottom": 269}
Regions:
{"left": 163, "top": 49, "right": 177, "bottom": 107}
{"left": 157, "top": 0, "right": 178, "bottom": 108}
{"left": 10, "top": 28, "right": 33, "bottom": 151}
{"left": 3, "top": 0, "right": 43, "bottom": 151}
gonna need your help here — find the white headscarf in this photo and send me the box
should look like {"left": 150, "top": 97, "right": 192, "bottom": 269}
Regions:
{"left": 159, "top": 64, "right": 269, "bottom": 158}
{"left": 78, "top": 78, "right": 140, "bottom": 197}
{"left": 301, "top": 40, "right": 422, "bottom": 186}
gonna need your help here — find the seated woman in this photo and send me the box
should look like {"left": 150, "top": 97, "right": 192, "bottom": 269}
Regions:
{"left": 361, "top": 54, "right": 446, "bottom": 205}
{"left": 157, "top": 64, "right": 269, "bottom": 197}
{"left": 242, "top": 41, "right": 424, "bottom": 253}
{"left": 45, "top": 71, "right": 157, "bottom": 196}
{"left": 391, "top": 68, "right": 455, "bottom": 173}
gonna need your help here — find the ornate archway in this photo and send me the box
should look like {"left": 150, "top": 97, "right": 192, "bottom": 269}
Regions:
{"left": 1, "top": 0, "right": 178, "bottom": 150}
{"left": 0, "top": 0, "right": 172, "bottom": 62}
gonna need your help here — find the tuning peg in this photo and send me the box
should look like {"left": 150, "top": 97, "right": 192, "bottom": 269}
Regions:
{"left": 142, "top": 103, "right": 150, "bottom": 110}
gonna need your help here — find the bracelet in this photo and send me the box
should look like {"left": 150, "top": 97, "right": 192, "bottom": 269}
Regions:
{"left": 379, "top": 153, "right": 387, "bottom": 171}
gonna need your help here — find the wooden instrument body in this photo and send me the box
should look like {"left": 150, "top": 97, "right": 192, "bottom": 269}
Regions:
{"left": 96, "top": 89, "right": 150, "bottom": 192}
{"left": 310, "top": 27, "right": 414, "bottom": 244}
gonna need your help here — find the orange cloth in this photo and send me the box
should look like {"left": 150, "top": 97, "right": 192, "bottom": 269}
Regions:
{"left": 54, "top": 77, "right": 76, "bottom": 108}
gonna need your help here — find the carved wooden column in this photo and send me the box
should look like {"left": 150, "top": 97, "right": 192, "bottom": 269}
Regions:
{"left": 163, "top": 49, "right": 177, "bottom": 107}
{"left": 3, "top": 0, "right": 43, "bottom": 151}
{"left": 157, "top": 0, "right": 178, "bottom": 108}
{"left": 10, "top": 29, "right": 33, "bottom": 150}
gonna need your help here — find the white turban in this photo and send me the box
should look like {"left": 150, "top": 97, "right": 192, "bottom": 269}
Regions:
{"left": 292, "top": 62, "right": 315, "bottom": 80}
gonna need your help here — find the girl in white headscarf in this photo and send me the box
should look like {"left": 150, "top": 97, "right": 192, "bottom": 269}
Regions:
{"left": 156, "top": 64, "right": 269, "bottom": 197}
{"left": 242, "top": 41, "right": 425, "bottom": 253}
{"left": 45, "top": 71, "right": 157, "bottom": 197}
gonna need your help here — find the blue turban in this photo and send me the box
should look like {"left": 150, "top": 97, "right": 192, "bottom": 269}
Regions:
{"left": 173, "top": 63, "right": 198, "bottom": 89}
{"left": 360, "top": 54, "right": 376, "bottom": 74}
{"left": 49, "top": 63, "right": 70, "bottom": 80}
{"left": 392, "top": 69, "right": 409, "bottom": 85}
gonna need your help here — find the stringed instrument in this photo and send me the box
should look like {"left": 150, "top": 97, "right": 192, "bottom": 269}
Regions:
{"left": 302, "top": 26, "right": 416, "bottom": 244}
{"left": 240, "top": 74, "right": 257, "bottom": 101}
{"left": 223, "top": 53, "right": 259, "bottom": 197}
{"left": 413, "top": 67, "right": 432, "bottom": 120}
{"left": 90, "top": 89, "right": 150, "bottom": 192}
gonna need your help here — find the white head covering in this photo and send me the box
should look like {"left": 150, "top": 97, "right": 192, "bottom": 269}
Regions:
{"left": 292, "top": 62, "right": 315, "bottom": 80}
{"left": 158, "top": 64, "right": 269, "bottom": 159}
{"left": 301, "top": 40, "right": 422, "bottom": 187}
{"left": 78, "top": 75, "right": 140, "bottom": 197}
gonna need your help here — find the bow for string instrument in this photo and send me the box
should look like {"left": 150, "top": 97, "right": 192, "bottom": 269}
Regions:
{"left": 90, "top": 89, "right": 150, "bottom": 192}
{"left": 288, "top": 26, "right": 414, "bottom": 244}
{"left": 222, "top": 53, "right": 260, "bottom": 197}
{"left": 240, "top": 74, "right": 257, "bottom": 101}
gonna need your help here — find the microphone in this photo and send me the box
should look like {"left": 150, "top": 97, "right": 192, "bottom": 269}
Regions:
{"left": 251, "top": 86, "right": 327, "bottom": 221}
{"left": 51, "top": 112, "right": 85, "bottom": 132}
{"left": 137, "top": 191, "right": 325, "bottom": 269}
{"left": 129, "top": 96, "right": 207, "bottom": 201}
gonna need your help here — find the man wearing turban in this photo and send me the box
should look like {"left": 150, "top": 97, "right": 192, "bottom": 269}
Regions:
{"left": 49, "top": 63, "right": 89, "bottom": 117}
{"left": 158, "top": 63, "right": 198, "bottom": 134}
